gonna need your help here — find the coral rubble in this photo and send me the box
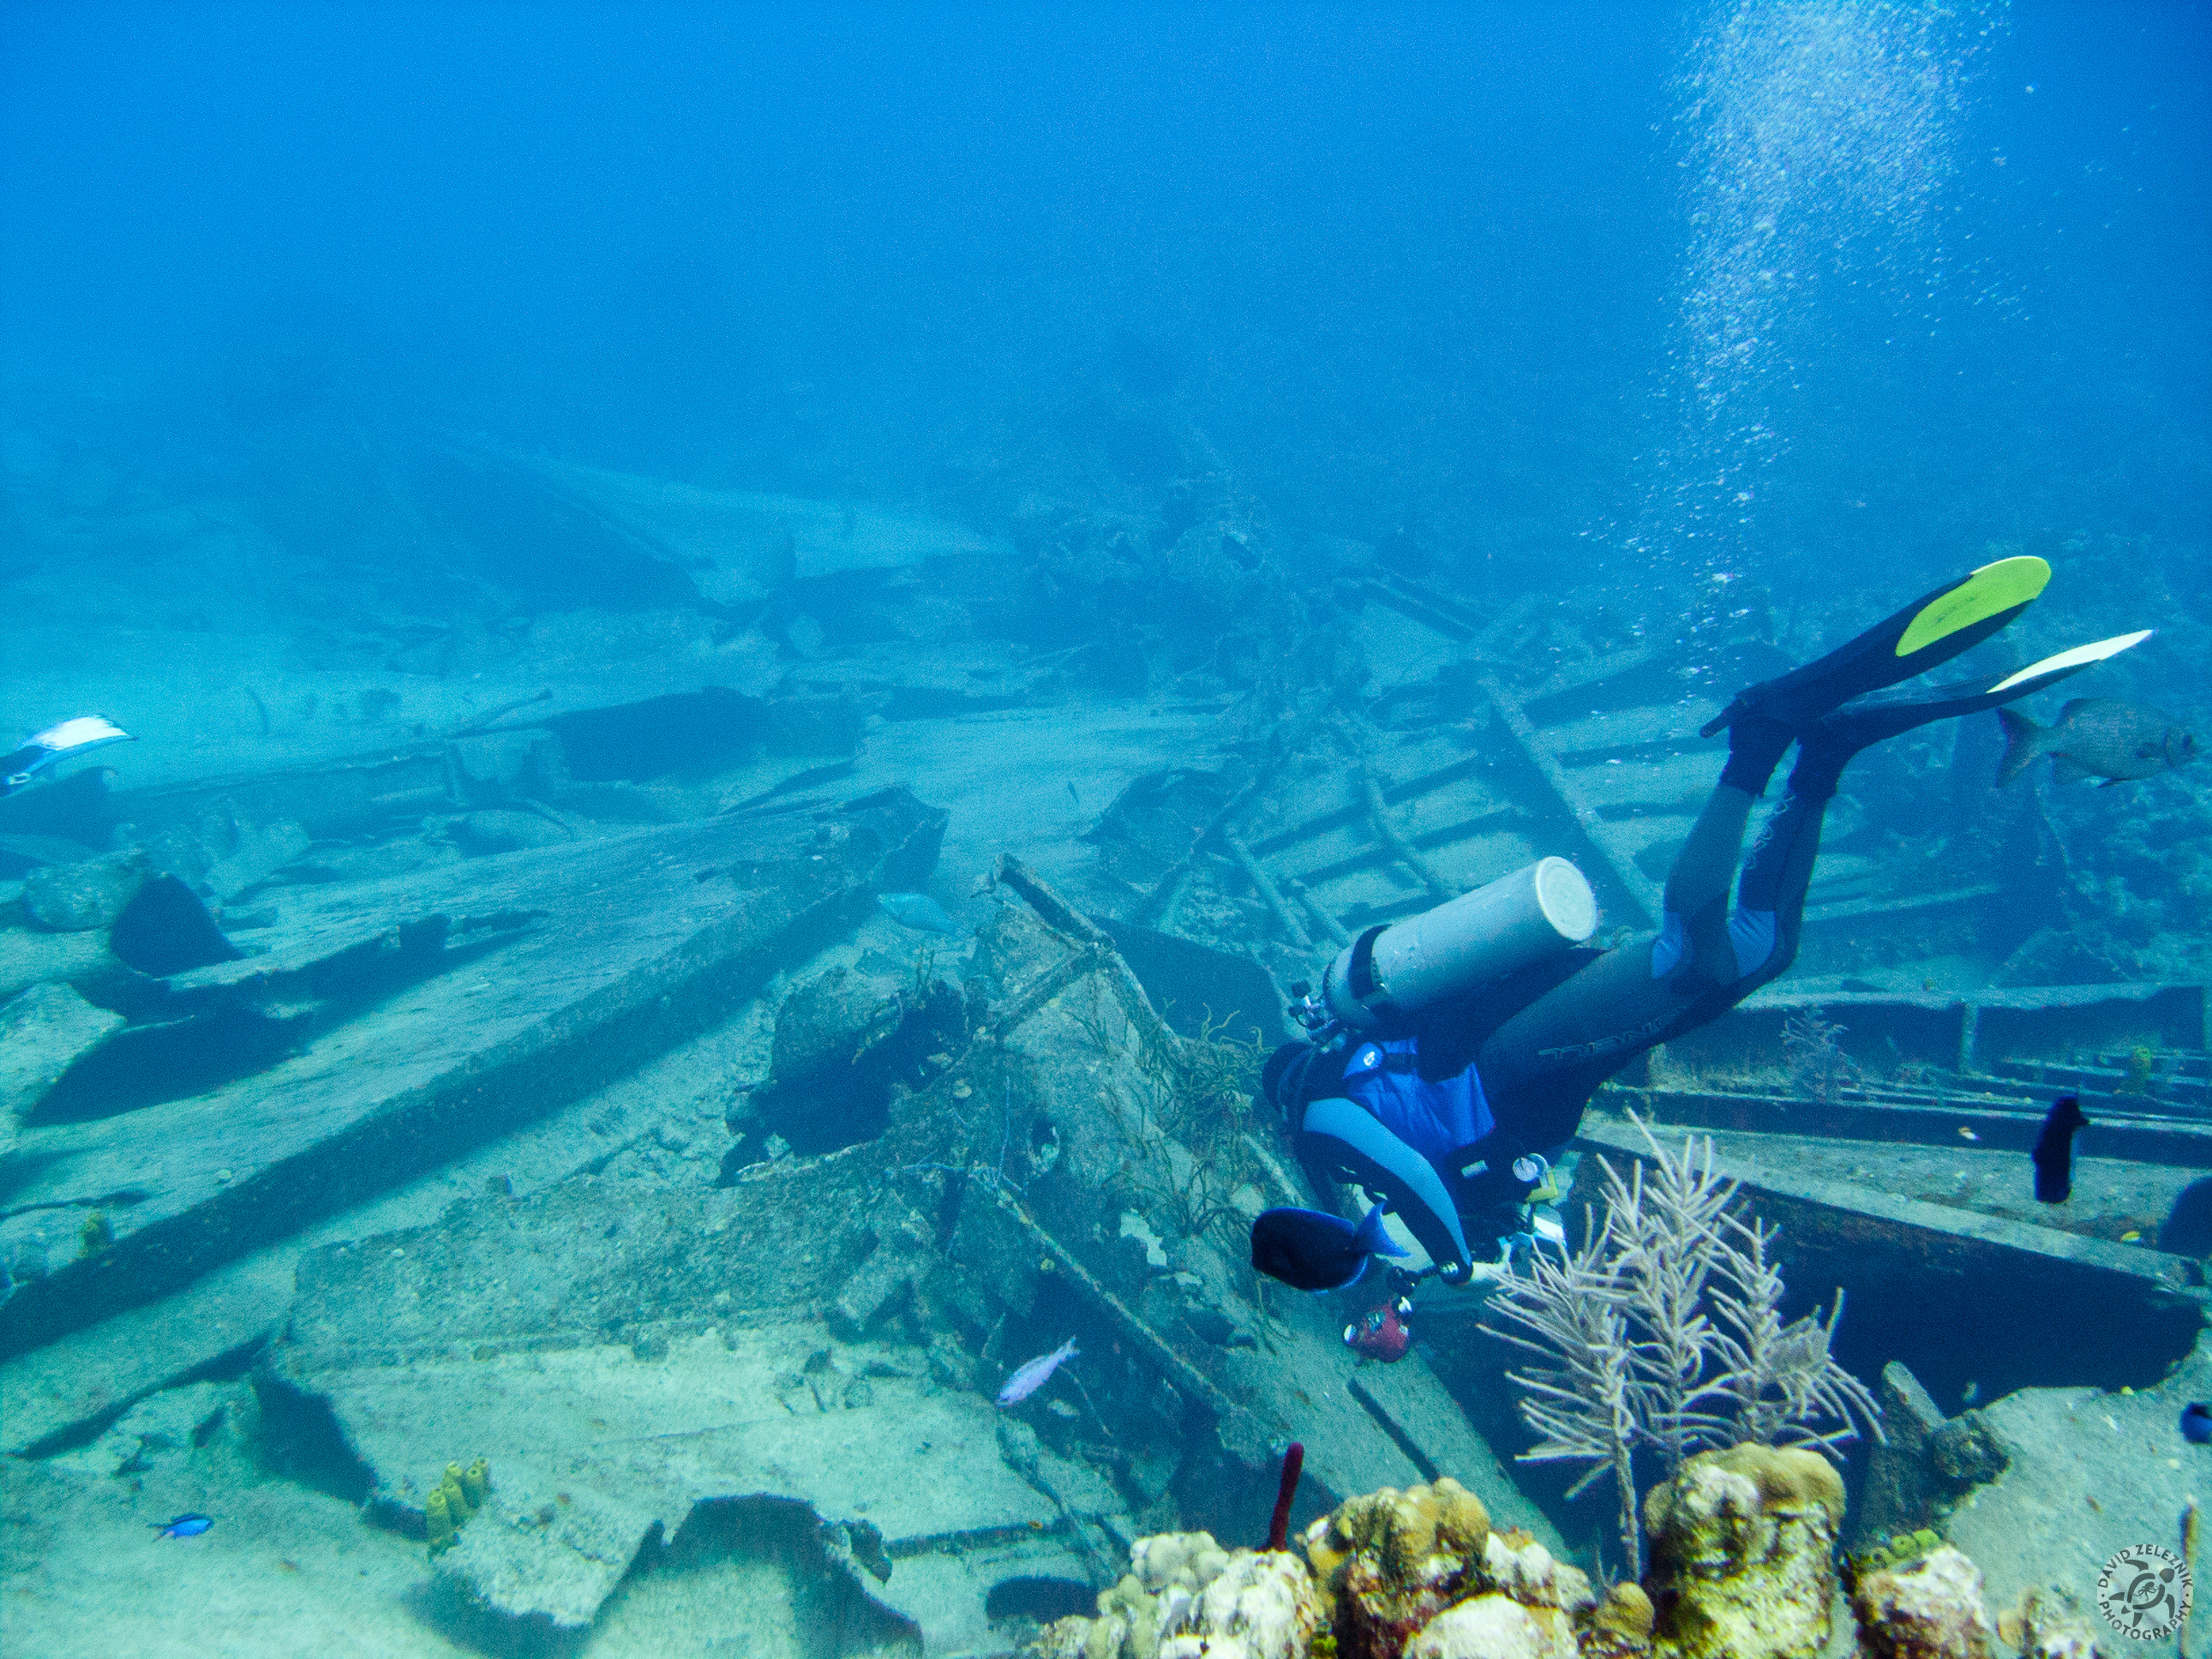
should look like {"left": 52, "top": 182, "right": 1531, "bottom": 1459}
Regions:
{"left": 1402, "top": 1594, "right": 1578, "bottom": 1659}
{"left": 1301, "top": 1478, "right": 1505, "bottom": 1658}
{"left": 1994, "top": 1590, "right": 2105, "bottom": 1659}
{"left": 1029, "top": 1530, "right": 1320, "bottom": 1659}
{"left": 1848, "top": 1544, "right": 1994, "bottom": 1659}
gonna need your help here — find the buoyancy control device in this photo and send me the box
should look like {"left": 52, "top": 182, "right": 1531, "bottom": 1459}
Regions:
{"left": 1290, "top": 857, "right": 1597, "bottom": 1036}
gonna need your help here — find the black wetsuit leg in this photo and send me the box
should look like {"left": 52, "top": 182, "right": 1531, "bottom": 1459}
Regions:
{"left": 1472, "top": 725, "right": 1841, "bottom": 1151}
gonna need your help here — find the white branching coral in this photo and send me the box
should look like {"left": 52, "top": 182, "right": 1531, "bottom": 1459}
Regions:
{"left": 1479, "top": 1115, "right": 1883, "bottom": 1578}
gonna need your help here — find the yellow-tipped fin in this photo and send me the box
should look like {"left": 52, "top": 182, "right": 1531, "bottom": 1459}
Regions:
{"left": 1986, "top": 629, "right": 2152, "bottom": 695}
{"left": 1894, "top": 554, "right": 2051, "bottom": 659}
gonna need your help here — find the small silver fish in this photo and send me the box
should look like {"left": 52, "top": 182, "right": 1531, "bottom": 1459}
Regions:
{"left": 877, "top": 891, "right": 968, "bottom": 937}
{"left": 997, "top": 1338, "right": 1078, "bottom": 1405}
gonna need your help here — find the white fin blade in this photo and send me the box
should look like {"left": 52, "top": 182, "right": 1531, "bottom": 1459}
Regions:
{"left": 1986, "top": 630, "right": 2152, "bottom": 696}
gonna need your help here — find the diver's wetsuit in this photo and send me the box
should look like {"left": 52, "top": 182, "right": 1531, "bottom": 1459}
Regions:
{"left": 1280, "top": 710, "right": 1876, "bottom": 1278}
{"left": 1270, "top": 557, "right": 2124, "bottom": 1282}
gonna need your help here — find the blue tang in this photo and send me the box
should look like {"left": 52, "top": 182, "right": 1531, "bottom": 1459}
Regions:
{"left": 152, "top": 1513, "right": 213, "bottom": 1538}
{"left": 1250, "top": 1201, "right": 1407, "bottom": 1292}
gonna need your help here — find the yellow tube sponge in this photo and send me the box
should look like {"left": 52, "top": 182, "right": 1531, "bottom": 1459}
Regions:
{"left": 460, "top": 1458, "right": 489, "bottom": 1511}
{"left": 440, "top": 1465, "right": 471, "bottom": 1524}
{"left": 425, "top": 1487, "right": 456, "bottom": 1554}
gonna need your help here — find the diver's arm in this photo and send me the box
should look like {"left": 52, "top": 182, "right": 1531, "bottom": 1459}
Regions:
{"left": 1301, "top": 1097, "right": 1472, "bottom": 1280}
{"left": 1292, "top": 1130, "right": 1347, "bottom": 1214}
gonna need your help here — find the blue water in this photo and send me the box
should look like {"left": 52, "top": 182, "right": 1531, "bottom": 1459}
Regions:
{"left": 3, "top": 3, "right": 2203, "bottom": 593}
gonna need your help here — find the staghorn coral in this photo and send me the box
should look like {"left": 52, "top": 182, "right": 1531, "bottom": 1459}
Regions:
{"left": 1849, "top": 1544, "right": 1994, "bottom": 1659}
{"left": 1641, "top": 1443, "right": 1843, "bottom": 1659}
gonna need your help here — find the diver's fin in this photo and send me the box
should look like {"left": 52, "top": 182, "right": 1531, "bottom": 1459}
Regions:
{"left": 1803, "top": 626, "right": 2148, "bottom": 774}
{"left": 1995, "top": 708, "right": 2047, "bottom": 787}
{"left": 1986, "top": 632, "right": 2153, "bottom": 786}
{"left": 1986, "top": 630, "right": 2151, "bottom": 698}
{"left": 1701, "top": 555, "right": 2051, "bottom": 739}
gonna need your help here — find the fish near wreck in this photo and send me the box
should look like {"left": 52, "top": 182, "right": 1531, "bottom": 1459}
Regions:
{"left": 1250, "top": 1201, "right": 1407, "bottom": 1294}
{"left": 998, "top": 1338, "right": 1078, "bottom": 1405}
{"left": 878, "top": 891, "right": 969, "bottom": 937}
{"left": 1997, "top": 698, "right": 2199, "bottom": 786}
{"left": 2031, "top": 1094, "right": 2088, "bottom": 1203}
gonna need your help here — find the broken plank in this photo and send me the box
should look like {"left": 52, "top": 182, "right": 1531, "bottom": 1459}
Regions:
{"left": 1800, "top": 884, "right": 2003, "bottom": 927}
{"left": 1478, "top": 675, "right": 1659, "bottom": 929}
{"left": 1574, "top": 1113, "right": 2205, "bottom": 1401}
{"left": 1597, "top": 1082, "right": 2212, "bottom": 1168}
{"left": 0, "top": 788, "right": 947, "bottom": 1362}
{"left": 1523, "top": 645, "right": 1663, "bottom": 704}
{"left": 1361, "top": 770, "right": 1454, "bottom": 904}
{"left": 1358, "top": 580, "right": 1477, "bottom": 642}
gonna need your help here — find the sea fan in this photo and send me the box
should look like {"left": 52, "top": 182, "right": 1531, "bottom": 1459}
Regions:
{"left": 1482, "top": 1115, "right": 1882, "bottom": 1578}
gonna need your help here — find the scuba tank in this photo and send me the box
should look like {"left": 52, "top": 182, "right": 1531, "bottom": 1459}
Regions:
{"left": 1292, "top": 858, "right": 1597, "bottom": 1035}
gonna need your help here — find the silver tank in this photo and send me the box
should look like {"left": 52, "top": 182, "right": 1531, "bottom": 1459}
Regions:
{"left": 1319, "top": 856, "right": 1598, "bottom": 1030}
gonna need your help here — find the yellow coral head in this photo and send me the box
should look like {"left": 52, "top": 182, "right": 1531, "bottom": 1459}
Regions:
{"left": 1595, "top": 1583, "right": 1654, "bottom": 1638}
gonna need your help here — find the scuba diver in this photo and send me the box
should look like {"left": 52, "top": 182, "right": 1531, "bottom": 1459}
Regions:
{"left": 1253, "top": 557, "right": 2148, "bottom": 1295}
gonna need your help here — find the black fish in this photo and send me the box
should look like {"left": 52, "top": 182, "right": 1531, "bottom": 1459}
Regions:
{"left": 1250, "top": 1201, "right": 1406, "bottom": 1293}
{"left": 2032, "top": 1094, "right": 2089, "bottom": 1203}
